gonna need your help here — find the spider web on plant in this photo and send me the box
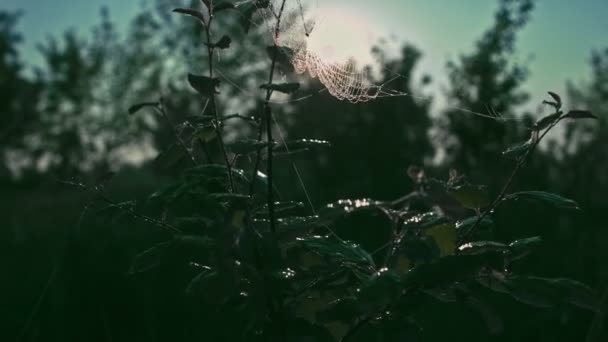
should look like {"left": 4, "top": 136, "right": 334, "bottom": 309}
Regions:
{"left": 251, "top": 0, "right": 409, "bottom": 103}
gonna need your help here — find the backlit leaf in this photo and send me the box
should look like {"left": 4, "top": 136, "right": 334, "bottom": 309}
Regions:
{"left": 188, "top": 73, "right": 220, "bottom": 96}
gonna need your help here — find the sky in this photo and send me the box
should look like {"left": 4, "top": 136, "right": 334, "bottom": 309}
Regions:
{"left": 3, "top": 0, "right": 607, "bottom": 108}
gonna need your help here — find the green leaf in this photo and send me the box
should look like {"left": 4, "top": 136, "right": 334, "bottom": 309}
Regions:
{"left": 173, "top": 8, "right": 207, "bottom": 25}
{"left": 502, "top": 140, "right": 532, "bottom": 159}
{"left": 296, "top": 235, "right": 376, "bottom": 271}
{"left": 456, "top": 216, "right": 493, "bottom": 237}
{"left": 357, "top": 269, "right": 403, "bottom": 311}
{"left": 320, "top": 198, "right": 387, "bottom": 221}
{"left": 192, "top": 124, "right": 217, "bottom": 143}
{"left": 449, "top": 184, "right": 490, "bottom": 209}
{"left": 403, "top": 212, "right": 450, "bottom": 231}
{"left": 563, "top": 109, "right": 598, "bottom": 120}
{"left": 491, "top": 275, "right": 600, "bottom": 312}
{"left": 508, "top": 236, "right": 542, "bottom": 261}
{"left": 184, "top": 164, "right": 250, "bottom": 185}
{"left": 188, "top": 73, "right": 220, "bottom": 96}
{"left": 274, "top": 138, "right": 331, "bottom": 155}
{"left": 128, "top": 101, "right": 157, "bottom": 115}
{"left": 547, "top": 91, "right": 562, "bottom": 109}
{"left": 398, "top": 234, "right": 440, "bottom": 264}
{"left": 502, "top": 191, "right": 580, "bottom": 210}
{"left": 206, "top": 35, "right": 231, "bottom": 49}
{"left": 201, "top": 0, "right": 212, "bottom": 11}
{"left": 260, "top": 82, "right": 301, "bottom": 94}
{"left": 533, "top": 112, "right": 562, "bottom": 131}
{"left": 425, "top": 224, "right": 457, "bottom": 256}
{"left": 457, "top": 241, "right": 508, "bottom": 255}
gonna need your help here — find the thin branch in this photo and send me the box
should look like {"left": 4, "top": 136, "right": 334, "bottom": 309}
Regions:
{"left": 60, "top": 180, "right": 181, "bottom": 234}
{"left": 459, "top": 110, "right": 565, "bottom": 243}
{"left": 156, "top": 99, "right": 197, "bottom": 166}
{"left": 205, "top": 16, "right": 235, "bottom": 192}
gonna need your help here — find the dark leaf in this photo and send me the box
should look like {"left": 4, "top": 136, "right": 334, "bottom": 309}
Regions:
{"left": 201, "top": 0, "right": 212, "bottom": 11}
{"left": 449, "top": 184, "right": 490, "bottom": 209}
{"left": 508, "top": 236, "right": 542, "bottom": 261}
{"left": 184, "top": 165, "right": 250, "bottom": 186}
{"left": 267, "top": 45, "right": 295, "bottom": 71}
{"left": 274, "top": 139, "right": 331, "bottom": 154}
{"left": 502, "top": 191, "right": 580, "bottom": 210}
{"left": 456, "top": 216, "right": 493, "bottom": 237}
{"left": 192, "top": 124, "right": 217, "bottom": 143}
{"left": 357, "top": 269, "right": 403, "bottom": 311}
{"left": 128, "top": 101, "right": 158, "bottom": 115}
{"left": 547, "top": 91, "right": 562, "bottom": 109}
{"left": 402, "top": 212, "right": 450, "bottom": 231}
{"left": 295, "top": 235, "right": 376, "bottom": 271}
{"left": 188, "top": 73, "right": 220, "bottom": 96}
{"left": 238, "top": 0, "right": 269, "bottom": 33}
{"left": 260, "top": 82, "right": 301, "bottom": 94}
{"left": 173, "top": 8, "right": 207, "bottom": 25}
{"left": 533, "top": 112, "right": 562, "bottom": 131}
{"left": 320, "top": 198, "right": 387, "bottom": 221}
{"left": 457, "top": 241, "right": 508, "bottom": 255}
{"left": 485, "top": 275, "right": 600, "bottom": 312}
{"left": 502, "top": 140, "right": 532, "bottom": 159}
{"left": 563, "top": 110, "right": 598, "bottom": 120}
{"left": 206, "top": 192, "right": 251, "bottom": 203}
{"left": 207, "top": 35, "right": 231, "bottom": 49}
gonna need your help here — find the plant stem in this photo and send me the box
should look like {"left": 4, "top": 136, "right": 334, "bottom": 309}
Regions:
{"left": 205, "top": 17, "right": 235, "bottom": 193}
{"left": 459, "top": 111, "right": 564, "bottom": 243}
{"left": 260, "top": 0, "right": 287, "bottom": 237}
{"left": 157, "top": 99, "right": 196, "bottom": 166}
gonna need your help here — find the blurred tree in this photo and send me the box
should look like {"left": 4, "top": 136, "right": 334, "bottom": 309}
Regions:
{"left": 0, "top": 10, "right": 43, "bottom": 180}
{"left": 439, "top": 0, "right": 535, "bottom": 186}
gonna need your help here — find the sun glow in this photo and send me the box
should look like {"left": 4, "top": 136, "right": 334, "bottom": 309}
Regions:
{"left": 304, "top": 5, "right": 378, "bottom": 67}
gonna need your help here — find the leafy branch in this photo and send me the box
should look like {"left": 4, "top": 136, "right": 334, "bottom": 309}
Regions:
{"left": 460, "top": 92, "right": 597, "bottom": 243}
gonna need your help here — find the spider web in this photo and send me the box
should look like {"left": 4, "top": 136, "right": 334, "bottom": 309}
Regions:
{"left": 252, "top": 0, "right": 406, "bottom": 103}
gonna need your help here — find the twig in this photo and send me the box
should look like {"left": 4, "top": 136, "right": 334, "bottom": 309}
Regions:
{"left": 204, "top": 16, "right": 235, "bottom": 193}
{"left": 156, "top": 99, "right": 197, "bottom": 166}
{"left": 459, "top": 110, "right": 565, "bottom": 243}
{"left": 60, "top": 180, "right": 181, "bottom": 234}
{"left": 261, "top": 0, "right": 288, "bottom": 237}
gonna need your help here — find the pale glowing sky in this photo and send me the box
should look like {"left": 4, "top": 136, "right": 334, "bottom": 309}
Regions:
{"left": 3, "top": 0, "right": 607, "bottom": 106}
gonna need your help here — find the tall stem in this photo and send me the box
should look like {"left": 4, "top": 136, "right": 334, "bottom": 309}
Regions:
{"left": 205, "top": 17, "right": 235, "bottom": 192}
{"left": 264, "top": 0, "right": 287, "bottom": 237}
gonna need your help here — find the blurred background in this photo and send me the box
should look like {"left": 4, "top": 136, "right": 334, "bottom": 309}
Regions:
{"left": 1, "top": 0, "right": 607, "bottom": 341}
